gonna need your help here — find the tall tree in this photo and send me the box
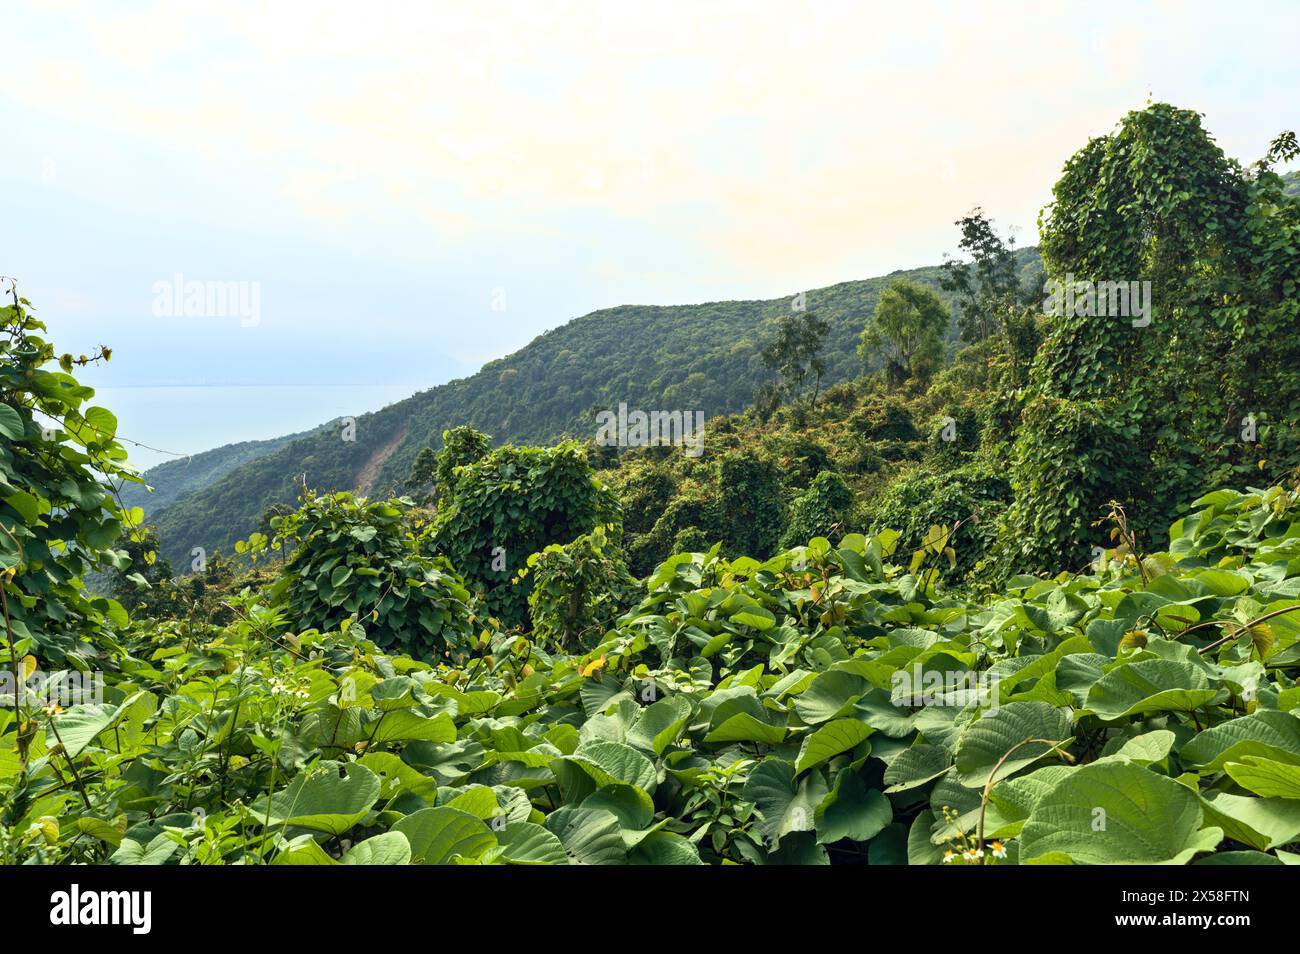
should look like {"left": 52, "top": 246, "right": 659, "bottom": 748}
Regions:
{"left": 858, "top": 279, "right": 949, "bottom": 387}
{"left": 997, "top": 104, "right": 1300, "bottom": 573}
{"left": 939, "top": 209, "right": 1036, "bottom": 344}
{"left": 759, "top": 310, "right": 831, "bottom": 406}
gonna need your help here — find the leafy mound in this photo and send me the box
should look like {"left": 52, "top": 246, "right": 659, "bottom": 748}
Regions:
{"left": 266, "top": 491, "right": 474, "bottom": 659}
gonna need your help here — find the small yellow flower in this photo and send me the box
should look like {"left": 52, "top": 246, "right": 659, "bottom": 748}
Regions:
{"left": 991, "top": 841, "right": 1007, "bottom": 859}
{"left": 942, "top": 850, "right": 955, "bottom": 864}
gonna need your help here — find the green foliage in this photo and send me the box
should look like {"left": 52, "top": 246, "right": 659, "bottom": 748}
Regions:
{"left": 7, "top": 480, "right": 1300, "bottom": 865}
{"left": 780, "top": 471, "right": 854, "bottom": 550}
{"left": 849, "top": 398, "right": 920, "bottom": 444}
{"left": 1000, "top": 104, "right": 1300, "bottom": 574}
{"left": 760, "top": 309, "right": 832, "bottom": 406}
{"left": 0, "top": 286, "right": 139, "bottom": 668}
{"left": 866, "top": 463, "right": 1010, "bottom": 579}
{"left": 269, "top": 491, "right": 474, "bottom": 659}
{"left": 716, "top": 452, "right": 786, "bottom": 559}
{"left": 858, "top": 279, "right": 949, "bottom": 386}
{"left": 522, "top": 525, "right": 636, "bottom": 650}
{"left": 402, "top": 447, "right": 438, "bottom": 504}
{"left": 431, "top": 426, "right": 492, "bottom": 503}
{"left": 430, "top": 435, "right": 620, "bottom": 630}
{"left": 107, "top": 525, "right": 177, "bottom": 617}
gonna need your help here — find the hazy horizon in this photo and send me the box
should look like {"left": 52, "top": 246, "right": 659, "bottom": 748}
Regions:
{"left": 5, "top": 0, "right": 1297, "bottom": 459}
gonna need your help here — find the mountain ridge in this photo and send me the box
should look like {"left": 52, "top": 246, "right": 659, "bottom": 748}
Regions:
{"left": 135, "top": 248, "right": 1043, "bottom": 564}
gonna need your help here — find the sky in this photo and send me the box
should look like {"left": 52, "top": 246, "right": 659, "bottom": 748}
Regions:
{"left": 3, "top": 1, "right": 1297, "bottom": 461}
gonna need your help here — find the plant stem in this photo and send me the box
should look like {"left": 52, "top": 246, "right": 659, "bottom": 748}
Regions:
{"left": 976, "top": 737, "right": 1074, "bottom": 865}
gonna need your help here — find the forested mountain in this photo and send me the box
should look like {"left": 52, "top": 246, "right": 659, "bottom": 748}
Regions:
{"left": 118, "top": 427, "right": 313, "bottom": 514}
{"left": 135, "top": 250, "right": 1042, "bottom": 564}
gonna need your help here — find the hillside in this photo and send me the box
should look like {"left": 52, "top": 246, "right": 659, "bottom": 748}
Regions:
{"left": 138, "top": 250, "right": 1042, "bottom": 564}
{"left": 598, "top": 337, "right": 1011, "bottom": 580}
{"left": 118, "top": 427, "right": 314, "bottom": 515}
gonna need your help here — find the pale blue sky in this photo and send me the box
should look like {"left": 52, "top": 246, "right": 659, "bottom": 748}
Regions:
{"left": 4, "top": 1, "right": 1296, "bottom": 461}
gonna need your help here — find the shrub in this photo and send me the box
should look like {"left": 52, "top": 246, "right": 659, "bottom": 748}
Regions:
{"left": 716, "top": 452, "right": 785, "bottom": 559}
{"left": 522, "top": 525, "right": 636, "bottom": 649}
{"left": 431, "top": 436, "right": 620, "bottom": 629}
{"left": 269, "top": 491, "right": 474, "bottom": 659}
{"left": 867, "top": 463, "right": 1011, "bottom": 577}
{"left": 849, "top": 399, "right": 919, "bottom": 442}
{"left": 780, "top": 471, "right": 855, "bottom": 548}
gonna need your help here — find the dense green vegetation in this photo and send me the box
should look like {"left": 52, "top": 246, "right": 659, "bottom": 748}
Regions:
{"left": 4, "top": 104, "right": 1300, "bottom": 866}
{"left": 603, "top": 106, "right": 1300, "bottom": 588}
{"left": 130, "top": 253, "right": 1039, "bottom": 567}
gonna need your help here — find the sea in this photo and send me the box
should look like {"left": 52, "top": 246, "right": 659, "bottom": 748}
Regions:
{"left": 92, "top": 384, "right": 422, "bottom": 472}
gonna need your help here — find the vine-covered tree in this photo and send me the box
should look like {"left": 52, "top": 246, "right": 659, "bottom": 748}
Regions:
{"left": 430, "top": 430, "right": 621, "bottom": 628}
{"left": 997, "top": 104, "right": 1300, "bottom": 572}
{"left": 0, "top": 281, "right": 141, "bottom": 672}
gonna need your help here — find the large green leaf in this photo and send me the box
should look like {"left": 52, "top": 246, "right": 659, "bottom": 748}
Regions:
{"left": 0, "top": 405, "right": 24, "bottom": 440}
{"left": 1199, "top": 791, "right": 1300, "bottom": 851}
{"left": 794, "top": 719, "right": 872, "bottom": 774}
{"left": 46, "top": 704, "right": 118, "bottom": 759}
{"left": 955, "top": 702, "right": 1073, "bottom": 788}
{"left": 743, "top": 758, "right": 828, "bottom": 846}
{"left": 342, "top": 831, "right": 411, "bottom": 865}
{"left": 1180, "top": 711, "right": 1300, "bottom": 772}
{"left": 984, "top": 765, "right": 1077, "bottom": 839}
{"left": 367, "top": 710, "right": 456, "bottom": 745}
{"left": 271, "top": 835, "right": 338, "bottom": 866}
{"left": 254, "top": 762, "right": 381, "bottom": 836}
{"left": 625, "top": 696, "right": 692, "bottom": 755}
{"left": 392, "top": 806, "right": 496, "bottom": 864}
{"left": 1085, "top": 659, "right": 1219, "bottom": 719}
{"left": 628, "top": 830, "right": 704, "bottom": 865}
{"left": 792, "top": 671, "right": 869, "bottom": 725}
{"left": 111, "top": 833, "right": 179, "bottom": 865}
{"left": 1224, "top": 757, "right": 1300, "bottom": 799}
{"left": 1020, "top": 762, "right": 1222, "bottom": 864}
{"left": 815, "top": 767, "right": 891, "bottom": 844}
{"left": 46, "top": 693, "right": 147, "bottom": 759}
{"left": 495, "top": 822, "right": 568, "bottom": 865}
{"left": 1103, "top": 729, "right": 1176, "bottom": 766}
{"left": 703, "top": 712, "right": 787, "bottom": 745}
{"left": 883, "top": 744, "right": 951, "bottom": 793}
{"left": 559, "top": 740, "right": 658, "bottom": 792}
{"left": 545, "top": 807, "right": 626, "bottom": 864}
